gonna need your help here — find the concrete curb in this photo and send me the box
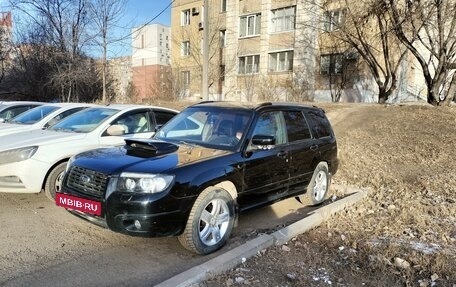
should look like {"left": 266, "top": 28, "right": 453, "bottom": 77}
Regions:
{"left": 156, "top": 188, "right": 368, "bottom": 287}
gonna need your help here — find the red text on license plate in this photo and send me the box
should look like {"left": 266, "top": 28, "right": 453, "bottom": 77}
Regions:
{"left": 56, "top": 193, "right": 101, "bottom": 216}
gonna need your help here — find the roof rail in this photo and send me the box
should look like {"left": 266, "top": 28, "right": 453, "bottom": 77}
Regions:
{"left": 255, "top": 102, "right": 272, "bottom": 110}
{"left": 190, "top": 100, "right": 216, "bottom": 107}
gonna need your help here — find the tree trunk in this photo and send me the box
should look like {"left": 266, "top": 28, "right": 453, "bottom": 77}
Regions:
{"left": 441, "top": 73, "right": 456, "bottom": 105}
{"left": 378, "top": 86, "right": 388, "bottom": 104}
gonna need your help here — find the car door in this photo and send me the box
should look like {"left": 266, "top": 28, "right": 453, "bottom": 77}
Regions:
{"left": 239, "top": 110, "right": 291, "bottom": 210}
{"left": 282, "top": 110, "right": 318, "bottom": 195}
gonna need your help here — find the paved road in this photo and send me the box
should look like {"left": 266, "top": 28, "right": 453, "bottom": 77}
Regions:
{"left": 0, "top": 191, "right": 314, "bottom": 286}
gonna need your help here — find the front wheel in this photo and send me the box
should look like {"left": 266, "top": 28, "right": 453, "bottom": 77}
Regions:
{"left": 178, "top": 187, "right": 235, "bottom": 255}
{"left": 44, "top": 162, "right": 67, "bottom": 201}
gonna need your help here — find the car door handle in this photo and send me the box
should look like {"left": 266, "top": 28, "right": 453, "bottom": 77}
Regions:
{"left": 277, "top": 151, "right": 288, "bottom": 159}
{"left": 310, "top": 145, "right": 318, "bottom": 151}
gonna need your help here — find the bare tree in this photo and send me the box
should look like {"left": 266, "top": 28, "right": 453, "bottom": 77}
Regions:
{"left": 387, "top": 0, "right": 456, "bottom": 106}
{"left": 88, "top": 0, "right": 127, "bottom": 104}
{"left": 310, "top": 0, "right": 408, "bottom": 103}
{"left": 10, "top": 0, "right": 96, "bottom": 102}
{"left": 172, "top": 11, "right": 238, "bottom": 100}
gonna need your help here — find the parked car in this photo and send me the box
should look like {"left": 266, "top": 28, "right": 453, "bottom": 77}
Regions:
{"left": 0, "top": 102, "right": 95, "bottom": 136}
{"left": 0, "top": 101, "right": 44, "bottom": 123}
{"left": 57, "top": 101, "right": 339, "bottom": 254}
{"left": 0, "top": 104, "right": 178, "bottom": 200}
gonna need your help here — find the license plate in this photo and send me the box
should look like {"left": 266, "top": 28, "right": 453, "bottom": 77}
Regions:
{"left": 56, "top": 193, "right": 101, "bottom": 216}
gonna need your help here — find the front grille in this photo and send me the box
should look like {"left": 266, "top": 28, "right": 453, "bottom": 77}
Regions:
{"left": 66, "top": 166, "right": 108, "bottom": 198}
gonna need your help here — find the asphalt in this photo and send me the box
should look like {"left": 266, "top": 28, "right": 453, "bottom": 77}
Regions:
{"left": 155, "top": 186, "right": 369, "bottom": 287}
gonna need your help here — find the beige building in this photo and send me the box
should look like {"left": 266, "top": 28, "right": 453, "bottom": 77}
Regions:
{"left": 131, "top": 23, "right": 171, "bottom": 101}
{"left": 171, "top": 0, "right": 426, "bottom": 103}
{"left": 171, "top": 0, "right": 317, "bottom": 102}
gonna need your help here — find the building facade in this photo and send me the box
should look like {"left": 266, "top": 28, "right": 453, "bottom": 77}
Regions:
{"left": 131, "top": 23, "right": 171, "bottom": 101}
{"left": 171, "top": 0, "right": 426, "bottom": 103}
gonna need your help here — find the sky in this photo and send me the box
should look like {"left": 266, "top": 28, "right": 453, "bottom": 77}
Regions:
{"left": 0, "top": 0, "right": 173, "bottom": 57}
{"left": 126, "top": 1, "right": 171, "bottom": 27}
{"left": 110, "top": 0, "right": 173, "bottom": 57}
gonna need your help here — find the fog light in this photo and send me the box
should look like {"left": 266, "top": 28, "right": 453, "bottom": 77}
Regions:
{"left": 0, "top": 176, "right": 22, "bottom": 183}
{"left": 134, "top": 220, "right": 141, "bottom": 230}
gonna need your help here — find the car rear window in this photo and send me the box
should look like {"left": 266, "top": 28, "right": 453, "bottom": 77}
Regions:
{"left": 305, "top": 110, "right": 332, "bottom": 138}
{"left": 283, "top": 111, "right": 312, "bottom": 142}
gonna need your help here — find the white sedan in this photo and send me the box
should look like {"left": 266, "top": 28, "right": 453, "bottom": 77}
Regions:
{"left": 0, "top": 104, "right": 178, "bottom": 200}
{"left": 0, "top": 102, "right": 95, "bottom": 136}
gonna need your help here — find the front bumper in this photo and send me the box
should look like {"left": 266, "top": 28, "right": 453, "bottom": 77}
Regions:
{"left": 61, "top": 188, "right": 195, "bottom": 237}
{"left": 0, "top": 159, "right": 50, "bottom": 193}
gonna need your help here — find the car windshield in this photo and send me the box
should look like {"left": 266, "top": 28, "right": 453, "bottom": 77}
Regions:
{"left": 49, "top": 107, "right": 119, "bottom": 133}
{"left": 9, "top": 105, "right": 59, "bottom": 125}
{"left": 155, "top": 107, "right": 253, "bottom": 149}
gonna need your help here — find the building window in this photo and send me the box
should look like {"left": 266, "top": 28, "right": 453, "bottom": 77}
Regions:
{"left": 271, "top": 6, "right": 295, "bottom": 33}
{"left": 239, "top": 13, "right": 261, "bottom": 37}
{"left": 320, "top": 53, "right": 343, "bottom": 74}
{"left": 141, "top": 34, "right": 144, "bottom": 49}
{"left": 239, "top": 55, "right": 260, "bottom": 74}
{"left": 220, "top": 29, "right": 226, "bottom": 47}
{"left": 323, "top": 9, "right": 345, "bottom": 32}
{"left": 181, "top": 41, "right": 190, "bottom": 56}
{"left": 181, "top": 9, "right": 191, "bottom": 26}
{"left": 181, "top": 71, "right": 190, "bottom": 87}
{"left": 269, "top": 50, "right": 293, "bottom": 72}
{"left": 221, "top": 0, "right": 227, "bottom": 12}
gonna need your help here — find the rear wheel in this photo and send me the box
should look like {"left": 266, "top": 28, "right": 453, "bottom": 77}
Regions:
{"left": 297, "top": 162, "right": 330, "bottom": 206}
{"left": 178, "top": 187, "right": 235, "bottom": 254}
{"left": 44, "top": 162, "right": 67, "bottom": 201}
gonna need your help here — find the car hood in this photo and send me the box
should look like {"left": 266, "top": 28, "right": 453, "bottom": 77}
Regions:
{"left": 73, "top": 140, "right": 231, "bottom": 175}
{"left": 0, "top": 124, "right": 32, "bottom": 135}
{"left": 0, "top": 129, "right": 86, "bottom": 150}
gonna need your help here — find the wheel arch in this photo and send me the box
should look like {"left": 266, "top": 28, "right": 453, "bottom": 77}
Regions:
{"left": 41, "top": 158, "right": 69, "bottom": 191}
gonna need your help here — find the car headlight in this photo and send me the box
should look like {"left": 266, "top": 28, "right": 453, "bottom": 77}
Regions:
{"left": 117, "top": 172, "right": 174, "bottom": 194}
{"left": 0, "top": 146, "right": 38, "bottom": 165}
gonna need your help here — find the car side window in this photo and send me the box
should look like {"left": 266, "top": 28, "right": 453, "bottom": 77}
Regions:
{"left": 251, "top": 111, "right": 287, "bottom": 147}
{"left": 112, "top": 111, "right": 150, "bottom": 135}
{"left": 154, "top": 111, "right": 176, "bottom": 126}
{"left": 1, "top": 106, "right": 30, "bottom": 120}
{"left": 45, "top": 107, "right": 86, "bottom": 128}
{"left": 283, "top": 111, "right": 312, "bottom": 142}
{"left": 305, "top": 110, "right": 332, "bottom": 138}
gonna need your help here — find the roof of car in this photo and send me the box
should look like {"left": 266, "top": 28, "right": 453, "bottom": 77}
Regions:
{"left": 190, "top": 101, "right": 320, "bottom": 111}
{"left": 36, "top": 102, "right": 96, "bottom": 109}
{"left": 0, "top": 101, "right": 45, "bottom": 107}
{"left": 81, "top": 104, "right": 179, "bottom": 113}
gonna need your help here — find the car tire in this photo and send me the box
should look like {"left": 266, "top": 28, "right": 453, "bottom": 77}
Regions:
{"left": 299, "top": 162, "right": 330, "bottom": 206}
{"left": 178, "top": 187, "right": 235, "bottom": 255}
{"left": 44, "top": 162, "right": 67, "bottom": 201}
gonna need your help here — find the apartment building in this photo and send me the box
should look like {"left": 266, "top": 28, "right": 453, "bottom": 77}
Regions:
{"left": 171, "top": 0, "right": 425, "bottom": 103}
{"left": 131, "top": 23, "right": 171, "bottom": 101}
{"left": 171, "top": 0, "right": 317, "bottom": 101}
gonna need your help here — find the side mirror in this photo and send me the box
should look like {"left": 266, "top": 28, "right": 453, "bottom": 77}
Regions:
{"left": 252, "top": 135, "right": 275, "bottom": 150}
{"left": 106, "top": 124, "right": 126, "bottom": 136}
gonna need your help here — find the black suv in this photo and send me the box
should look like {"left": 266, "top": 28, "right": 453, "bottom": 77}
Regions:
{"left": 57, "top": 102, "right": 339, "bottom": 254}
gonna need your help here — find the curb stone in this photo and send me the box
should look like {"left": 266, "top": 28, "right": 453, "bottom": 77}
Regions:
{"left": 155, "top": 187, "right": 368, "bottom": 287}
